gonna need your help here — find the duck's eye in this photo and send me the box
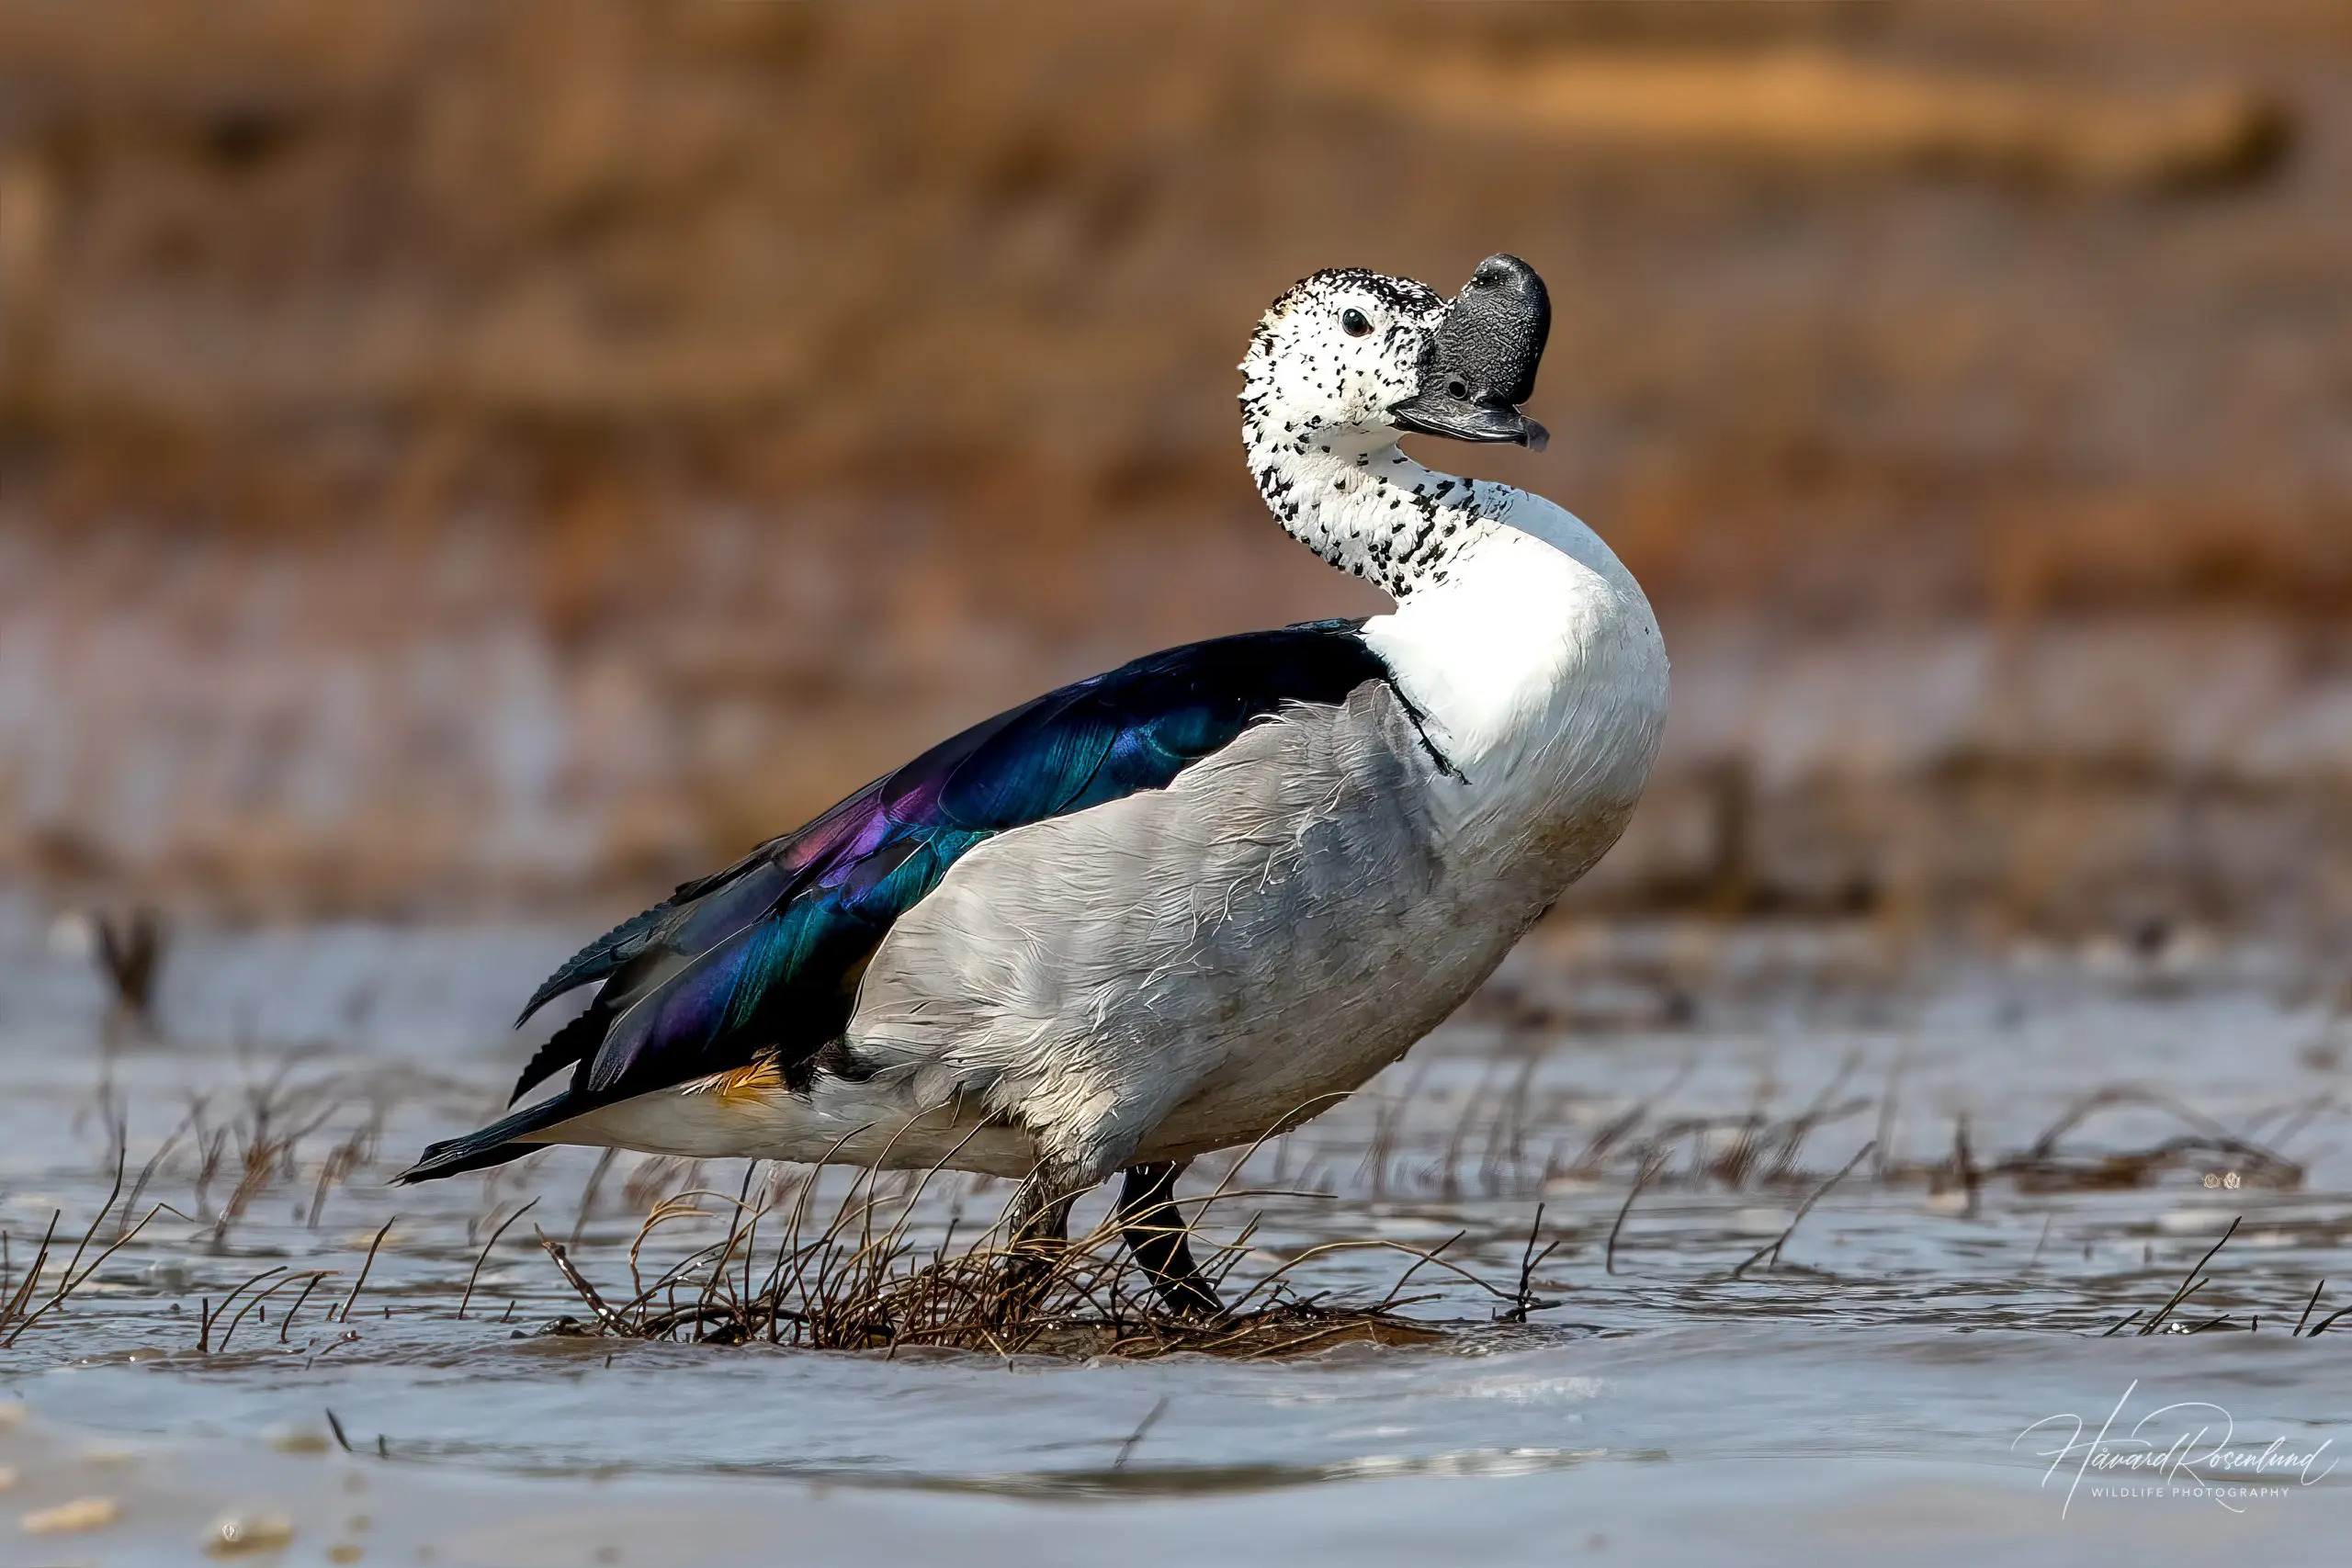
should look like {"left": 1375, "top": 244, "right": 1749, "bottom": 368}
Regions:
{"left": 1340, "top": 307, "right": 1373, "bottom": 338}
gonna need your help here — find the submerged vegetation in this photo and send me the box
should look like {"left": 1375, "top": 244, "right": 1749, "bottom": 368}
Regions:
{"left": 2, "top": 1012, "right": 2346, "bottom": 1365}
{"left": 530, "top": 1192, "right": 1453, "bottom": 1359}
{"left": 0, "top": 912, "right": 2341, "bottom": 1378}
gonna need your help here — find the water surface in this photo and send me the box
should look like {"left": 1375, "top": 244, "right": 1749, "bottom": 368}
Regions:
{"left": 3, "top": 905, "right": 2347, "bottom": 1564}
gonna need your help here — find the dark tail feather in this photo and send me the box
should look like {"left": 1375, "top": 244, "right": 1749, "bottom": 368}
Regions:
{"left": 394, "top": 1095, "right": 581, "bottom": 1185}
{"left": 510, "top": 1005, "right": 610, "bottom": 1106}
{"left": 515, "top": 902, "right": 669, "bottom": 1027}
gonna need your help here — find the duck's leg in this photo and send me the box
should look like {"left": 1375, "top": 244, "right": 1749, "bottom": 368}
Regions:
{"left": 997, "top": 1164, "right": 1081, "bottom": 1319}
{"left": 1116, "top": 1160, "right": 1223, "bottom": 1319}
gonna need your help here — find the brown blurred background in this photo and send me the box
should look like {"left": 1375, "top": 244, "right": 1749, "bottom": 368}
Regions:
{"left": 2, "top": 0, "right": 2347, "bottom": 935}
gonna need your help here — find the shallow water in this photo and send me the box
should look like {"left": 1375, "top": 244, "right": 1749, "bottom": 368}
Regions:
{"left": 2, "top": 900, "right": 2349, "bottom": 1565}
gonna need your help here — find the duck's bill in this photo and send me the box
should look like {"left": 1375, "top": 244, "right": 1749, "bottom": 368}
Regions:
{"left": 1390, "top": 252, "right": 1552, "bottom": 452}
{"left": 1389, "top": 394, "right": 1550, "bottom": 451}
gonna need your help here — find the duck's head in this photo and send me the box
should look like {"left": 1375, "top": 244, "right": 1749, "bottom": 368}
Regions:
{"left": 1241, "top": 254, "right": 1551, "bottom": 456}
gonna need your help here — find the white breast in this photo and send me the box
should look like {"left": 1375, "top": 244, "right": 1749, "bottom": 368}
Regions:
{"left": 1362, "top": 491, "right": 1669, "bottom": 845}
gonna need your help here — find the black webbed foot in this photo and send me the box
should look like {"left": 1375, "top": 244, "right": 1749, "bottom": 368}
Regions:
{"left": 1116, "top": 1161, "right": 1224, "bottom": 1319}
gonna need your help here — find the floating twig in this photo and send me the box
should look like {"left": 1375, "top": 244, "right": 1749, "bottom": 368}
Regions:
{"left": 1606, "top": 1150, "right": 1667, "bottom": 1276}
{"left": 1498, "top": 1203, "right": 1563, "bottom": 1322}
{"left": 2139, "top": 1216, "right": 2240, "bottom": 1336}
{"left": 1731, "top": 1140, "right": 1875, "bottom": 1280}
{"left": 335, "top": 1217, "right": 396, "bottom": 1324}
{"left": 1114, "top": 1397, "right": 1170, "bottom": 1471}
{"left": 458, "top": 1198, "right": 538, "bottom": 1320}
{"left": 2295, "top": 1279, "right": 2325, "bottom": 1337}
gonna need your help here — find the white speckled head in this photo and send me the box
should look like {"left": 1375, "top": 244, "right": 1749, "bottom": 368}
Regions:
{"left": 1238, "top": 268, "right": 1448, "bottom": 457}
{"left": 1241, "top": 258, "right": 1552, "bottom": 460}
{"left": 1238, "top": 260, "right": 1557, "bottom": 598}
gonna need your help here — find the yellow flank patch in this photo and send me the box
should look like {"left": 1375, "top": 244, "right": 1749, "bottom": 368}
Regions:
{"left": 700, "top": 1059, "right": 784, "bottom": 1105}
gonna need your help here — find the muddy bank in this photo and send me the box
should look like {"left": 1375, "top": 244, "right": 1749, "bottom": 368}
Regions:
{"left": 4, "top": 2, "right": 2350, "bottom": 919}
{"left": 6, "top": 509, "right": 2350, "bottom": 930}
